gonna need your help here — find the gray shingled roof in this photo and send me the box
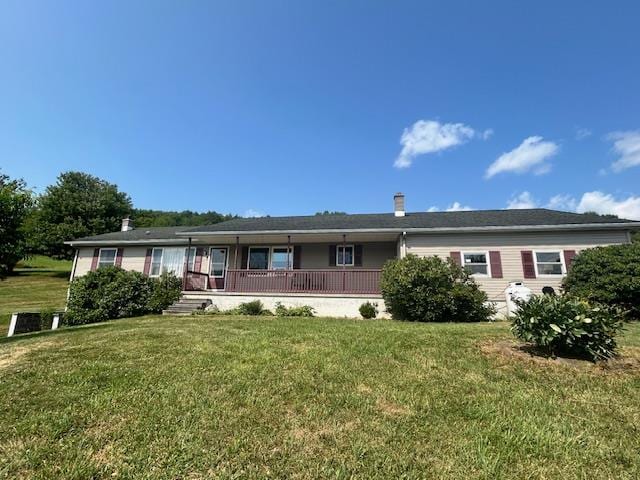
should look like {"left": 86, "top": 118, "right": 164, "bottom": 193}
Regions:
{"left": 70, "top": 226, "right": 193, "bottom": 242}
{"left": 66, "top": 209, "right": 636, "bottom": 244}
{"left": 182, "top": 209, "right": 634, "bottom": 233}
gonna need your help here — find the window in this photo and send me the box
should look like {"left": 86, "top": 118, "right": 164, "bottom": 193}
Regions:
{"left": 271, "top": 247, "right": 292, "bottom": 270}
{"left": 337, "top": 245, "right": 354, "bottom": 266}
{"left": 98, "top": 248, "right": 117, "bottom": 268}
{"left": 210, "top": 248, "right": 227, "bottom": 277}
{"left": 535, "top": 251, "right": 564, "bottom": 275}
{"left": 248, "top": 247, "right": 270, "bottom": 270}
{"left": 150, "top": 248, "right": 163, "bottom": 276}
{"left": 462, "top": 252, "right": 490, "bottom": 276}
{"left": 150, "top": 247, "right": 192, "bottom": 277}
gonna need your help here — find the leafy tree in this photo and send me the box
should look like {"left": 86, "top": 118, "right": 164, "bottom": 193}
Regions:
{"left": 132, "top": 209, "right": 235, "bottom": 228}
{"left": 0, "top": 172, "right": 33, "bottom": 278}
{"left": 380, "top": 255, "right": 495, "bottom": 322}
{"left": 315, "top": 211, "right": 347, "bottom": 216}
{"left": 563, "top": 243, "right": 640, "bottom": 320}
{"left": 28, "top": 172, "right": 132, "bottom": 259}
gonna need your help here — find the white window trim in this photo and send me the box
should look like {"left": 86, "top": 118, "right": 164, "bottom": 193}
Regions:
{"left": 270, "top": 246, "right": 293, "bottom": 270}
{"left": 461, "top": 251, "right": 491, "bottom": 277}
{"left": 533, "top": 250, "right": 566, "bottom": 277}
{"left": 336, "top": 244, "right": 355, "bottom": 267}
{"left": 209, "top": 246, "right": 228, "bottom": 278}
{"left": 149, "top": 247, "right": 164, "bottom": 278}
{"left": 98, "top": 248, "right": 117, "bottom": 268}
{"left": 247, "top": 246, "right": 271, "bottom": 270}
{"left": 246, "top": 246, "right": 294, "bottom": 270}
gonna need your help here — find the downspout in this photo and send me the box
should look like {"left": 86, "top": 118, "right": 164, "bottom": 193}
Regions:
{"left": 401, "top": 231, "right": 407, "bottom": 258}
{"left": 287, "top": 235, "right": 291, "bottom": 269}
{"left": 65, "top": 248, "right": 80, "bottom": 311}
{"left": 183, "top": 237, "right": 192, "bottom": 290}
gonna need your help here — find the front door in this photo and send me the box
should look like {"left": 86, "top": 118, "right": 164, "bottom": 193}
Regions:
{"left": 209, "top": 247, "right": 228, "bottom": 290}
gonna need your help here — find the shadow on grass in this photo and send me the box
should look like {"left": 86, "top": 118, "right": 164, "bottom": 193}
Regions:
{"left": 0, "top": 321, "right": 114, "bottom": 345}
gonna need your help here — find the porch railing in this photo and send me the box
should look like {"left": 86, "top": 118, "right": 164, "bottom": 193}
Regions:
{"left": 226, "top": 269, "right": 381, "bottom": 295}
{"left": 184, "top": 271, "right": 209, "bottom": 291}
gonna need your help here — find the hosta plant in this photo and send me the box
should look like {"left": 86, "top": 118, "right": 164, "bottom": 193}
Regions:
{"left": 511, "top": 294, "right": 625, "bottom": 361}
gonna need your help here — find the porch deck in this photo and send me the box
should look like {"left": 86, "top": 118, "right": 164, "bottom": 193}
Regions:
{"left": 185, "top": 269, "right": 382, "bottom": 295}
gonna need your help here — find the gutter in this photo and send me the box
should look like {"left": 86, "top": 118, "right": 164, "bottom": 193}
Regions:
{"left": 64, "top": 222, "right": 640, "bottom": 246}
{"left": 176, "top": 222, "right": 640, "bottom": 236}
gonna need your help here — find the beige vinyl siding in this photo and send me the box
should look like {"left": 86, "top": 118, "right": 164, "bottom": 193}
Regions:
{"left": 74, "top": 247, "right": 97, "bottom": 277}
{"left": 405, "top": 230, "right": 629, "bottom": 301}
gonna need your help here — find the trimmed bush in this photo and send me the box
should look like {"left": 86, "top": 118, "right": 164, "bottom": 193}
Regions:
{"left": 147, "top": 272, "right": 182, "bottom": 313}
{"left": 274, "top": 302, "right": 315, "bottom": 317}
{"left": 359, "top": 301, "right": 378, "bottom": 319}
{"left": 65, "top": 267, "right": 181, "bottom": 325}
{"left": 562, "top": 243, "right": 640, "bottom": 320}
{"left": 380, "top": 255, "right": 495, "bottom": 322}
{"left": 236, "top": 300, "right": 268, "bottom": 316}
{"left": 511, "top": 295, "right": 625, "bottom": 361}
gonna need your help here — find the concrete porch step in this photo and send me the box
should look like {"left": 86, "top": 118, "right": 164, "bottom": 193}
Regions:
{"left": 162, "top": 296, "right": 212, "bottom": 315}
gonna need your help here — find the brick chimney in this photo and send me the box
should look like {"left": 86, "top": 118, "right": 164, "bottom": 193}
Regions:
{"left": 394, "top": 192, "right": 405, "bottom": 217}
{"left": 121, "top": 218, "right": 134, "bottom": 232}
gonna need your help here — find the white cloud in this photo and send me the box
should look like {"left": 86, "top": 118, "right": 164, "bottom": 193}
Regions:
{"left": 575, "top": 127, "right": 592, "bottom": 140}
{"left": 608, "top": 130, "right": 640, "bottom": 172}
{"left": 482, "top": 128, "right": 494, "bottom": 140}
{"left": 547, "top": 194, "right": 577, "bottom": 211}
{"left": 576, "top": 191, "right": 640, "bottom": 220}
{"left": 426, "top": 202, "right": 474, "bottom": 212}
{"left": 485, "top": 136, "right": 559, "bottom": 179}
{"left": 446, "top": 202, "right": 473, "bottom": 211}
{"left": 506, "top": 191, "right": 538, "bottom": 209}
{"left": 394, "top": 119, "right": 486, "bottom": 168}
{"left": 505, "top": 190, "right": 640, "bottom": 220}
{"left": 244, "top": 209, "right": 265, "bottom": 218}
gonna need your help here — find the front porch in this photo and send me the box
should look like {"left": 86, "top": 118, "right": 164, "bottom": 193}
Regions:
{"left": 179, "top": 231, "right": 399, "bottom": 296}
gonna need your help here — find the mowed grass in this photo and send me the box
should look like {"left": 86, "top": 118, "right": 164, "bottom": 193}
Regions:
{"left": 1, "top": 316, "right": 639, "bottom": 479}
{"left": 0, "top": 256, "right": 71, "bottom": 336}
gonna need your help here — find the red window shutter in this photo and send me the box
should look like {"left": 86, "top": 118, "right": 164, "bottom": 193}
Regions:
{"left": 354, "top": 245, "right": 363, "bottom": 267}
{"left": 450, "top": 251, "right": 462, "bottom": 267}
{"left": 193, "top": 247, "right": 205, "bottom": 272}
{"left": 241, "top": 246, "right": 249, "bottom": 269}
{"left": 293, "top": 246, "right": 301, "bottom": 269}
{"left": 90, "top": 248, "right": 100, "bottom": 271}
{"left": 143, "top": 248, "right": 153, "bottom": 276}
{"left": 489, "top": 251, "right": 503, "bottom": 278}
{"left": 563, "top": 250, "right": 577, "bottom": 271}
{"left": 115, "top": 248, "right": 124, "bottom": 267}
{"left": 329, "top": 245, "right": 337, "bottom": 266}
{"left": 521, "top": 250, "right": 536, "bottom": 279}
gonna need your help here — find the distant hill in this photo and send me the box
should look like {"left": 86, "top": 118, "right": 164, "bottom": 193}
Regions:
{"left": 131, "top": 209, "right": 237, "bottom": 228}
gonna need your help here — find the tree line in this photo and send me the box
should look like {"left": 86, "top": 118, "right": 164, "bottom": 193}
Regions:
{"left": 0, "top": 170, "right": 234, "bottom": 277}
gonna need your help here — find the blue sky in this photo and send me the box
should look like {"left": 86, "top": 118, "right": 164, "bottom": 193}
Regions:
{"left": 1, "top": 1, "right": 639, "bottom": 218}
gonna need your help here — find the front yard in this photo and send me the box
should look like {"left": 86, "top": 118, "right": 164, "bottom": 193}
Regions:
{"left": 1, "top": 315, "right": 639, "bottom": 479}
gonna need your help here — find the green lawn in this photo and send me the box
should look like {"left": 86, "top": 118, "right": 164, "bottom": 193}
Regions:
{"left": 0, "top": 256, "right": 71, "bottom": 336}
{"left": 1, "top": 316, "right": 639, "bottom": 479}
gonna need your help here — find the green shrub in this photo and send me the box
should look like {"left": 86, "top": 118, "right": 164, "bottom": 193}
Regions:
{"left": 511, "top": 295, "right": 625, "bottom": 361}
{"left": 147, "top": 271, "right": 182, "bottom": 313}
{"left": 380, "top": 255, "right": 495, "bottom": 322}
{"left": 65, "top": 267, "right": 181, "bottom": 325}
{"left": 359, "top": 301, "right": 378, "bottom": 319}
{"left": 236, "top": 300, "right": 267, "bottom": 316}
{"left": 274, "top": 302, "right": 315, "bottom": 317}
{"left": 562, "top": 243, "right": 640, "bottom": 320}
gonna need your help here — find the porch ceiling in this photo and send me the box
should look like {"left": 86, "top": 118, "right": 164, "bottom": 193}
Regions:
{"left": 182, "top": 231, "right": 400, "bottom": 245}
